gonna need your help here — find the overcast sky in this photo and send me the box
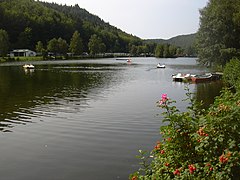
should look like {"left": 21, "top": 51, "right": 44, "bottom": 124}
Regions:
{"left": 39, "top": 0, "right": 209, "bottom": 39}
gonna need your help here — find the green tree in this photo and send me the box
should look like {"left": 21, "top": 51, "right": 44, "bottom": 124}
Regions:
{"left": 88, "top": 34, "right": 106, "bottom": 55}
{"left": 35, "top": 41, "right": 48, "bottom": 59}
{"left": 17, "top": 27, "right": 32, "bottom": 49}
{"left": 47, "top": 38, "right": 58, "bottom": 56}
{"left": 35, "top": 41, "right": 44, "bottom": 55}
{"left": 169, "top": 45, "right": 177, "bottom": 57}
{"left": 57, "top": 37, "right": 68, "bottom": 56}
{"left": 196, "top": 0, "right": 240, "bottom": 66}
{"left": 69, "top": 30, "right": 83, "bottom": 55}
{"left": 223, "top": 58, "right": 240, "bottom": 90}
{"left": 0, "top": 29, "right": 9, "bottom": 57}
{"left": 155, "top": 44, "right": 164, "bottom": 58}
{"left": 130, "top": 45, "right": 137, "bottom": 56}
{"left": 163, "top": 44, "right": 170, "bottom": 58}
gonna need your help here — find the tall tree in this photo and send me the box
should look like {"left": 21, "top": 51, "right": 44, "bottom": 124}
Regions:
{"left": 57, "top": 37, "right": 68, "bottom": 56}
{"left": 196, "top": 0, "right": 240, "bottom": 66}
{"left": 69, "top": 30, "right": 83, "bottom": 55}
{"left": 155, "top": 44, "right": 164, "bottom": 58}
{"left": 47, "top": 38, "right": 58, "bottom": 56}
{"left": 169, "top": 45, "right": 177, "bottom": 57}
{"left": 0, "top": 29, "right": 9, "bottom": 57}
{"left": 163, "top": 44, "right": 170, "bottom": 58}
{"left": 35, "top": 41, "right": 44, "bottom": 54}
{"left": 130, "top": 45, "right": 137, "bottom": 56}
{"left": 88, "top": 34, "right": 106, "bottom": 55}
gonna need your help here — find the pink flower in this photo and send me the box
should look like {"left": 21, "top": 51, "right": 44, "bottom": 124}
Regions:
{"left": 162, "top": 94, "right": 168, "bottom": 100}
{"left": 159, "top": 94, "right": 168, "bottom": 106}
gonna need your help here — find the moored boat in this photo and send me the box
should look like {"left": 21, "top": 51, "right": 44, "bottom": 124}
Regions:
{"left": 172, "top": 73, "right": 192, "bottom": 82}
{"left": 23, "top": 64, "right": 34, "bottom": 69}
{"left": 126, "top": 59, "right": 131, "bottom": 63}
{"left": 157, "top": 63, "right": 165, "bottom": 68}
{"left": 191, "top": 73, "right": 212, "bottom": 83}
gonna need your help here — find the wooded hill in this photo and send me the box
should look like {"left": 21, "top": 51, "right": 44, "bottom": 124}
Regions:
{"left": 0, "top": 0, "right": 196, "bottom": 56}
{"left": 0, "top": 0, "right": 141, "bottom": 53}
{"left": 144, "top": 33, "right": 196, "bottom": 52}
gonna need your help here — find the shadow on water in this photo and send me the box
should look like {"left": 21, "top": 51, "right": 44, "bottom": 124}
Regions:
{"left": 194, "top": 80, "right": 224, "bottom": 109}
{"left": 0, "top": 63, "right": 123, "bottom": 132}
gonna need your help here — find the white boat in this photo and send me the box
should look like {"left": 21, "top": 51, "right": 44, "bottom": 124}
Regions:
{"left": 23, "top": 64, "right": 34, "bottom": 69}
{"left": 172, "top": 73, "right": 192, "bottom": 82}
{"left": 157, "top": 63, "right": 165, "bottom": 68}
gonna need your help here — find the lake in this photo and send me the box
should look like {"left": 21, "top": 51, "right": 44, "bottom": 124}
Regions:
{"left": 0, "top": 57, "right": 223, "bottom": 180}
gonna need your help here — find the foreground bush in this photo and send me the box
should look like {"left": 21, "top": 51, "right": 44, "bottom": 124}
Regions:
{"left": 130, "top": 88, "right": 240, "bottom": 179}
{"left": 223, "top": 58, "right": 240, "bottom": 91}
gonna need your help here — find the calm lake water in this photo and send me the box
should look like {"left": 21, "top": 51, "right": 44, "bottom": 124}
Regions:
{"left": 0, "top": 57, "right": 222, "bottom": 180}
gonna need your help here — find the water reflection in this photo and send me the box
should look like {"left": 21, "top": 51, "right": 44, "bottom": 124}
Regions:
{"left": 0, "top": 58, "right": 224, "bottom": 180}
{"left": 194, "top": 80, "right": 223, "bottom": 108}
{"left": 0, "top": 64, "right": 123, "bottom": 132}
{"left": 24, "top": 68, "right": 35, "bottom": 74}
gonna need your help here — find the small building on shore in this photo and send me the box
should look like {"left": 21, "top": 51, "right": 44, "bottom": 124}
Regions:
{"left": 10, "top": 49, "right": 36, "bottom": 57}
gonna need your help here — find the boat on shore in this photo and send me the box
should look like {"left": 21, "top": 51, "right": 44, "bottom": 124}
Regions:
{"left": 23, "top": 64, "right": 34, "bottom": 69}
{"left": 157, "top": 63, "right": 165, "bottom": 68}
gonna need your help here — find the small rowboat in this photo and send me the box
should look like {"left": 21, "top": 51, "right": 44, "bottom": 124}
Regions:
{"left": 191, "top": 73, "right": 212, "bottom": 83}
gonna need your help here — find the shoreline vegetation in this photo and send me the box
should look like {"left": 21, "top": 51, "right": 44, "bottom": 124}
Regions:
{"left": 0, "top": 0, "right": 196, "bottom": 63}
{"left": 0, "top": 54, "right": 115, "bottom": 63}
{"left": 130, "top": 58, "right": 240, "bottom": 179}
{"left": 130, "top": 0, "right": 240, "bottom": 178}
{"left": 0, "top": 54, "right": 197, "bottom": 63}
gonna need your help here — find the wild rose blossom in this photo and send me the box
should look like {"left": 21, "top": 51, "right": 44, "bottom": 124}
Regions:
{"left": 162, "top": 93, "right": 168, "bottom": 100}
{"left": 173, "top": 169, "right": 180, "bottom": 176}
{"left": 188, "top": 164, "right": 196, "bottom": 174}
{"left": 219, "top": 154, "right": 228, "bottom": 163}
{"left": 154, "top": 141, "right": 161, "bottom": 150}
{"left": 159, "top": 94, "right": 168, "bottom": 105}
{"left": 165, "top": 162, "right": 170, "bottom": 167}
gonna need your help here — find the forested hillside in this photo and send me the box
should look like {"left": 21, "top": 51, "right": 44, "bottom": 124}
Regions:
{"left": 0, "top": 0, "right": 141, "bottom": 53}
{"left": 0, "top": 0, "right": 197, "bottom": 57}
{"left": 144, "top": 33, "right": 196, "bottom": 55}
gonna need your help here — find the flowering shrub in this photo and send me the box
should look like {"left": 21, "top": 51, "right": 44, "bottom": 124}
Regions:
{"left": 130, "top": 87, "right": 240, "bottom": 180}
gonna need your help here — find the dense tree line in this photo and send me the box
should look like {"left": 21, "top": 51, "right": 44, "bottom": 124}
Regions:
{"left": 0, "top": 0, "right": 142, "bottom": 54}
{"left": 0, "top": 0, "right": 196, "bottom": 58}
{"left": 196, "top": 0, "right": 240, "bottom": 66}
{"left": 155, "top": 44, "right": 184, "bottom": 58}
{"left": 0, "top": 29, "right": 9, "bottom": 57}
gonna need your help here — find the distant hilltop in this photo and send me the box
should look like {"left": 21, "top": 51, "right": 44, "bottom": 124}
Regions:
{"left": 144, "top": 33, "right": 196, "bottom": 50}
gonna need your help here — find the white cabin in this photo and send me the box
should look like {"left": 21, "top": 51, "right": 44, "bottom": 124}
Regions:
{"left": 10, "top": 49, "right": 36, "bottom": 57}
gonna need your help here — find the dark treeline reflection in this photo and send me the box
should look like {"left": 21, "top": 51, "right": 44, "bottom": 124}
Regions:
{"left": 194, "top": 81, "right": 224, "bottom": 109}
{"left": 0, "top": 64, "right": 122, "bottom": 132}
